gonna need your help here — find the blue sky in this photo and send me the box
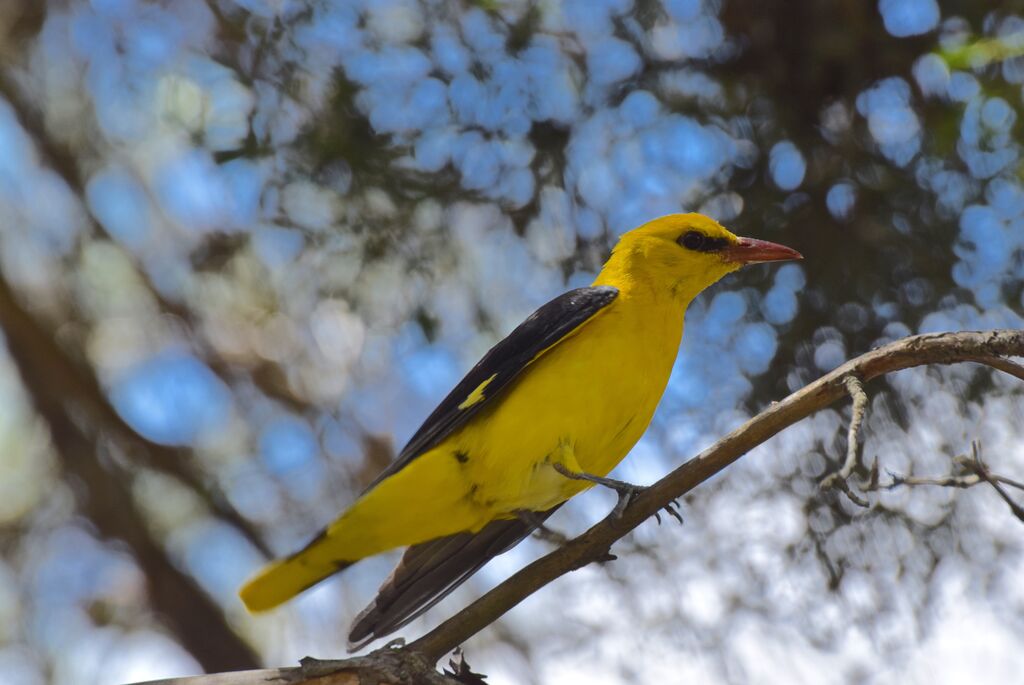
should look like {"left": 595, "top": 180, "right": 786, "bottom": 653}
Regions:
{"left": 1, "top": 0, "right": 1023, "bottom": 683}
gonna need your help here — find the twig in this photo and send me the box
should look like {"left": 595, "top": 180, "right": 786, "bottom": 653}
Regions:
{"left": 821, "top": 349, "right": 1024, "bottom": 509}
{"left": 516, "top": 510, "right": 571, "bottom": 546}
{"left": 866, "top": 442, "right": 1024, "bottom": 523}
{"left": 992, "top": 475, "right": 1024, "bottom": 492}
{"left": 405, "top": 330, "right": 1024, "bottom": 661}
{"left": 126, "top": 329, "right": 1024, "bottom": 683}
{"left": 841, "top": 375, "right": 869, "bottom": 479}
{"left": 820, "top": 375, "right": 870, "bottom": 507}
{"left": 971, "top": 355, "right": 1024, "bottom": 383}
{"left": 960, "top": 442, "right": 1024, "bottom": 523}
{"left": 885, "top": 472, "right": 981, "bottom": 489}
{"left": 130, "top": 647, "right": 465, "bottom": 685}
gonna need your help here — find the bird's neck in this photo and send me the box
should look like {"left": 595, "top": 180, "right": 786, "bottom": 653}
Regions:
{"left": 592, "top": 244, "right": 695, "bottom": 309}
{"left": 591, "top": 253, "right": 638, "bottom": 292}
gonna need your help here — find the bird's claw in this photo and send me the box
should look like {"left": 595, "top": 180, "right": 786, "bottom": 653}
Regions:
{"left": 609, "top": 482, "right": 646, "bottom": 518}
{"left": 552, "top": 463, "right": 641, "bottom": 515}
{"left": 552, "top": 464, "right": 683, "bottom": 524}
{"left": 516, "top": 509, "right": 569, "bottom": 545}
{"left": 606, "top": 484, "right": 683, "bottom": 525}
{"left": 649, "top": 497, "right": 684, "bottom": 525}
{"left": 663, "top": 498, "right": 685, "bottom": 525}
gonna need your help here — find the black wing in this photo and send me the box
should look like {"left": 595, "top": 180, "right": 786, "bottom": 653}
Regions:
{"left": 363, "top": 286, "right": 619, "bottom": 492}
{"left": 347, "top": 505, "right": 562, "bottom": 649}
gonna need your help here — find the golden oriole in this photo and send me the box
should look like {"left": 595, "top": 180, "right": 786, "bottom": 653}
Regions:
{"left": 239, "top": 213, "right": 801, "bottom": 647}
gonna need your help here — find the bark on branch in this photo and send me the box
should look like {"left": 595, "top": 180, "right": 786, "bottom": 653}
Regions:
{"left": 820, "top": 374, "right": 870, "bottom": 506}
{"left": 132, "top": 329, "right": 1024, "bottom": 685}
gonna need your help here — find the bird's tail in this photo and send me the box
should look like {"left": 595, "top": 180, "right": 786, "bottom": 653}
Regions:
{"left": 239, "top": 532, "right": 355, "bottom": 612}
{"left": 240, "top": 449, "right": 488, "bottom": 613}
{"left": 347, "top": 504, "right": 563, "bottom": 650}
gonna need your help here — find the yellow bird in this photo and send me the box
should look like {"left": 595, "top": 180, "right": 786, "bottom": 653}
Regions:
{"left": 239, "top": 213, "right": 801, "bottom": 647}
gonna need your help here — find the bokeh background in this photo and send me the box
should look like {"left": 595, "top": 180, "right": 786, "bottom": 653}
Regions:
{"left": 0, "top": 0, "right": 1023, "bottom": 683}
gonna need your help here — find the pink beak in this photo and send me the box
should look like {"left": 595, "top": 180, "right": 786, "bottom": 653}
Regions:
{"left": 724, "top": 237, "right": 803, "bottom": 264}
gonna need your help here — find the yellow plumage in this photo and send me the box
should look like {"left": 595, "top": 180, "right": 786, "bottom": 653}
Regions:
{"left": 240, "top": 213, "right": 799, "bottom": 617}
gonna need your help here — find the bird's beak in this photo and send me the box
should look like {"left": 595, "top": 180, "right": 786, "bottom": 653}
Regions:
{"left": 723, "top": 237, "right": 803, "bottom": 265}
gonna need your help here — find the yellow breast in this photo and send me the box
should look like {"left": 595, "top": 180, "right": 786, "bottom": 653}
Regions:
{"left": 451, "top": 287, "right": 685, "bottom": 513}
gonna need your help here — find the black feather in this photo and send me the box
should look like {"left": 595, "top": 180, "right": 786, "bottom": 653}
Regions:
{"left": 346, "top": 287, "right": 619, "bottom": 647}
{"left": 348, "top": 506, "right": 562, "bottom": 649}
{"left": 362, "top": 286, "right": 618, "bottom": 493}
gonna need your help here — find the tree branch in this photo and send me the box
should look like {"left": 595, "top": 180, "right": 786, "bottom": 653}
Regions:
{"left": 0, "top": 278, "right": 261, "bottom": 672}
{"left": 971, "top": 355, "right": 1024, "bottom": 383}
{"left": 131, "top": 649, "right": 471, "bottom": 685}
{"left": 820, "top": 374, "right": 870, "bottom": 507}
{"left": 864, "top": 441, "right": 1024, "bottom": 522}
{"left": 407, "top": 329, "right": 1024, "bottom": 660}
{"left": 129, "top": 328, "right": 1024, "bottom": 684}
{"left": 958, "top": 442, "right": 1024, "bottom": 522}
{"left": 0, "top": 75, "right": 271, "bottom": 558}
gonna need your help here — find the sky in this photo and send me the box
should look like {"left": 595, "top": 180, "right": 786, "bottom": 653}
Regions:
{"left": 0, "top": 0, "right": 1023, "bottom": 683}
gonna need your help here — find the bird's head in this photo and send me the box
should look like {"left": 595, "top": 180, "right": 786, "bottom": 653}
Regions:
{"left": 596, "top": 213, "right": 802, "bottom": 303}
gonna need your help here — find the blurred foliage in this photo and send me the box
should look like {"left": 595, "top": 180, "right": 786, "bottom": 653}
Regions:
{"left": 0, "top": 1, "right": 1022, "bottom": 684}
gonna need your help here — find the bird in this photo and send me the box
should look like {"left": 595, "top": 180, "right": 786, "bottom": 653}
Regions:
{"left": 239, "top": 213, "right": 801, "bottom": 648}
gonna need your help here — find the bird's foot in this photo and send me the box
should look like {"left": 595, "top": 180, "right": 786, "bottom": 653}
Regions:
{"left": 657, "top": 498, "right": 685, "bottom": 526}
{"left": 552, "top": 464, "right": 683, "bottom": 523}
{"left": 553, "top": 463, "right": 643, "bottom": 516}
{"left": 515, "top": 509, "right": 570, "bottom": 545}
{"left": 609, "top": 486, "right": 684, "bottom": 525}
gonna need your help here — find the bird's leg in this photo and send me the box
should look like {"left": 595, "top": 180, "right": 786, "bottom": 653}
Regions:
{"left": 552, "top": 462, "right": 643, "bottom": 511}
{"left": 547, "top": 440, "right": 683, "bottom": 523}
{"left": 552, "top": 463, "right": 683, "bottom": 523}
{"left": 515, "top": 509, "right": 569, "bottom": 545}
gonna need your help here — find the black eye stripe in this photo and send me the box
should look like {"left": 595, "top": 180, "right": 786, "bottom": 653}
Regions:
{"left": 680, "top": 231, "right": 704, "bottom": 249}
{"left": 678, "top": 231, "right": 729, "bottom": 252}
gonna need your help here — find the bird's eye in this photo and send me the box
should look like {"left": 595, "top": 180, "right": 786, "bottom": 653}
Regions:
{"left": 679, "top": 231, "right": 706, "bottom": 251}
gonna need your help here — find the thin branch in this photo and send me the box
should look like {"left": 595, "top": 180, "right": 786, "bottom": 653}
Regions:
{"left": 862, "top": 441, "right": 1024, "bottom": 523}
{"left": 820, "top": 374, "right": 870, "bottom": 507}
{"left": 971, "top": 355, "right": 1024, "bottom": 383}
{"left": 0, "top": 75, "right": 271, "bottom": 558}
{"left": 821, "top": 347, "right": 1024, "bottom": 508}
{"left": 885, "top": 472, "right": 981, "bottom": 489}
{"left": 960, "top": 442, "right": 1024, "bottom": 522}
{"left": 992, "top": 474, "right": 1024, "bottom": 492}
{"left": 129, "top": 329, "right": 1024, "bottom": 684}
{"left": 131, "top": 649, "right": 465, "bottom": 685}
{"left": 132, "top": 666, "right": 356, "bottom": 685}
{"left": 0, "top": 282, "right": 261, "bottom": 672}
{"left": 841, "top": 375, "right": 868, "bottom": 479}
{"left": 406, "top": 329, "right": 1024, "bottom": 661}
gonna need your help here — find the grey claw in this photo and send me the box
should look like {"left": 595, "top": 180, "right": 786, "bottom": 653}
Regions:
{"left": 665, "top": 501, "right": 684, "bottom": 525}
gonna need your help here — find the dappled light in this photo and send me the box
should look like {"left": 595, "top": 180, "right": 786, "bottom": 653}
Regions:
{"left": 0, "top": 1, "right": 1021, "bottom": 684}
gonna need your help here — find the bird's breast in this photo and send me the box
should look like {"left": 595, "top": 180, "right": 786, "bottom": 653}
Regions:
{"left": 454, "top": 293, "right": 684, "bottom": 513}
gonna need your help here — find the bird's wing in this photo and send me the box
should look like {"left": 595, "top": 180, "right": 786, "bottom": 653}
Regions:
{"left": 347, "top": 505, "right": 562, "bottom": 650}
{"left": 362, "top": 285, "right": 619, "bottom": 492}
{"left": 345, "top": 286, "right": 616, "bottom": 647}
